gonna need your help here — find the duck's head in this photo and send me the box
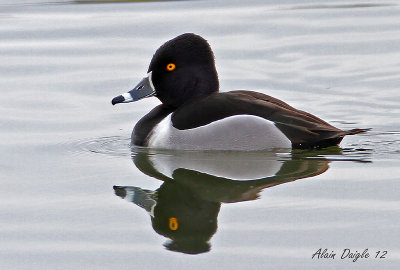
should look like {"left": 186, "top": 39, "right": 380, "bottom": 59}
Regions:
{"left": 112, "top": 33, "right": 219, "bottom": 109}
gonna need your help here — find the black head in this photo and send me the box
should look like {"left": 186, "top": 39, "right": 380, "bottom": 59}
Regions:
{"left": 111, "top": 33, "right": 219, "bottom": 108}
{"left": 149, "top": 33, "right": 219, "bottom": 108}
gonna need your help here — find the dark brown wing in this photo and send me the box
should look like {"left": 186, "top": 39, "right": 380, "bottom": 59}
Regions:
{"left": 171, "top": 90, "right": 360, "bottom": 149}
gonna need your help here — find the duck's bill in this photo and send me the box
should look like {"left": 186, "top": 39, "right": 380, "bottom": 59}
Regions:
{"left": 111, "top": 72, "right": 156, "bottom": 105}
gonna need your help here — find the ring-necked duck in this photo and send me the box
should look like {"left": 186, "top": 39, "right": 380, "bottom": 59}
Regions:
{"left": 112, "top": 33, "right": 367, "bottom": 150}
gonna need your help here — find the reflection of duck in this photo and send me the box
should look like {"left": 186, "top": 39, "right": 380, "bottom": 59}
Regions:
{"left": 115, "top": 182, "right": 220, "bottom": 254}
{"left": 114, "top": 149, "right": 332, "bottom": 254}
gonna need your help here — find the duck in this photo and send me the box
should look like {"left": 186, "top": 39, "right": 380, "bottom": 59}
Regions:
{"left": 111, "top": 33, "right": 366, "bottom": 150}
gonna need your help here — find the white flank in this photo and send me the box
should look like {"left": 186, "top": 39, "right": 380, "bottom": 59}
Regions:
{"left": 148, "top": 114, "right": 291, "bottom": 151}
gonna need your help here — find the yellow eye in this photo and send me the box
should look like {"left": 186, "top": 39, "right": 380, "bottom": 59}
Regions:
{"left": 169, "top": 217, "right": 178, "bottom": 231}
{"left": 166, "top": 63, "right": 176, "bottom": 71}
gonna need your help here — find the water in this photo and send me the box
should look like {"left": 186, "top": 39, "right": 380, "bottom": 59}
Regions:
{"left": 1, "top": 0, "right": 400, "bottom": 269}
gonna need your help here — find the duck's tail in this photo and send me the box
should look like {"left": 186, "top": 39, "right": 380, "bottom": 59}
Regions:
{"left": 344, "top": 128, "right": 371, "bottom": 135}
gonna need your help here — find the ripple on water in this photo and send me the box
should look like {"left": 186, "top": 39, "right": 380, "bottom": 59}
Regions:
{"left": 67, "top": 136, "right": 132, "bottom": 158}
{"left": 67, "top": 137, "right": 374, "bottom": 166}
{"left": 63, "top": 129, "right": 399, "bottom": 163}
{"left": 344, "top": 131, "right": 400, "bottom": 159}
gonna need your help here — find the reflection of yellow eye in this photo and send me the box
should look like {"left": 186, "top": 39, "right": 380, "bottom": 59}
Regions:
{"left": 166, "top": 63, "right": 176, "bottom": 71}
{"left": 169, "top": 217, "right": 178, "bottom": 231}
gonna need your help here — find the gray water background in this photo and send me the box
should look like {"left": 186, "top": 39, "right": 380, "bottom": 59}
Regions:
{"left": 1, "top": 0, "right": 400, "bottom": 269}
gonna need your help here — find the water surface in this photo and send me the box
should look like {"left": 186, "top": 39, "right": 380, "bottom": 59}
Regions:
{"left": 1, "top": 0, "right": 400, "bottom": 269}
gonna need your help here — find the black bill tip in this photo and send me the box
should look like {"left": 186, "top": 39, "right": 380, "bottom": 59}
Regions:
{"left": 111, "top": 95, "right": 125, "bottom": 105}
